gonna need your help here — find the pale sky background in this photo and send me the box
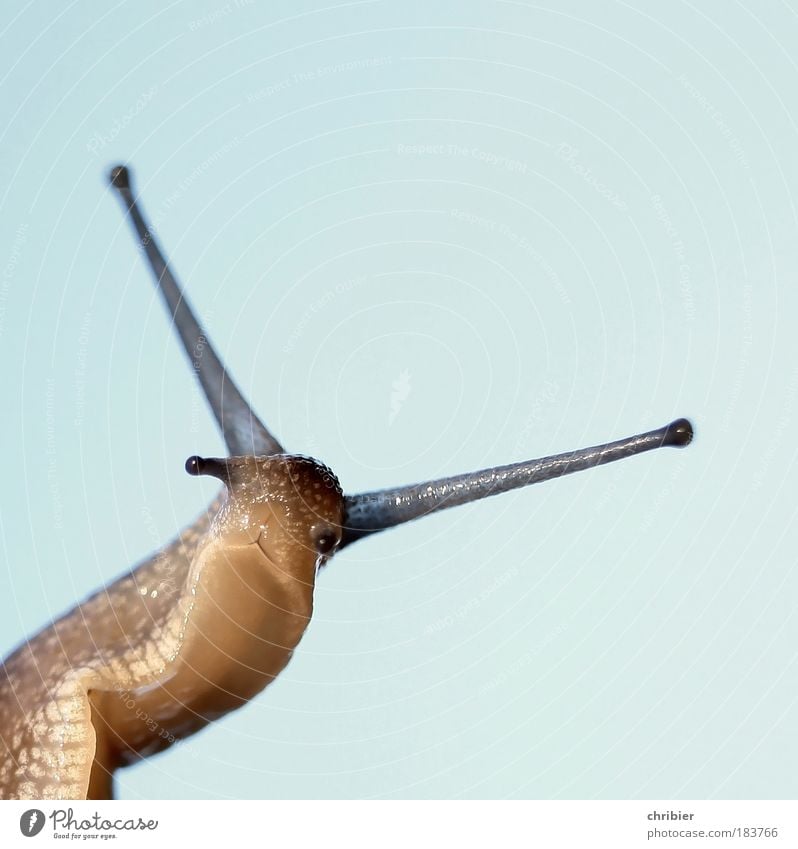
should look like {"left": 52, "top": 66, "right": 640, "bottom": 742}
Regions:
{"left": 0, "top": 0, "right": 796, "bottom": 800}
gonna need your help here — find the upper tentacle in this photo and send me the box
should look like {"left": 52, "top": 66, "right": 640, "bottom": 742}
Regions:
{"left": 109, "top": 165, "right": 284, "bottom": 457}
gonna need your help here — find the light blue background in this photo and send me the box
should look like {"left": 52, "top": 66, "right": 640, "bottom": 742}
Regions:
{"left": 0, "top": 0, "right": 795, "bottom": 799}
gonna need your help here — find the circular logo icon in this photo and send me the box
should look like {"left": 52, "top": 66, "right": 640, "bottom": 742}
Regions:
{"left": 19, "top": 809, "right": 45, "bottom": 837}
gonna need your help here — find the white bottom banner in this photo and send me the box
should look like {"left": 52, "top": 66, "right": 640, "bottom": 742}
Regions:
{"left": 0, "top": 800, "right": 795, "bottom": 848}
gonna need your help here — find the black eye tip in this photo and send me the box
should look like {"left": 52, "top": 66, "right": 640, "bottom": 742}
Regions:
{"left": 664, "top": 418, "right": 694, "bottom": 448}
{"left": 109, "top": 164, "right": 131, "bottom": 189}
{"left": 185, "top": 455, "right": 205, "bottom": 476}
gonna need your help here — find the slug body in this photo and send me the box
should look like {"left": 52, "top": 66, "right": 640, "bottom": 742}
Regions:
{"left": 0, "top": 165, "right": 693, "bottom": 800}
{"left": 0, "top": 457, "right": 343, "bottom": 799}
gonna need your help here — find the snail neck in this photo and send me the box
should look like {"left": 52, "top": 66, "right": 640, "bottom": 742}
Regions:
{"left": 96, "top": 537, "right": 317, "bottom": 764}
{"left": 161, "top": 537, "right": 317, "bottom": 721}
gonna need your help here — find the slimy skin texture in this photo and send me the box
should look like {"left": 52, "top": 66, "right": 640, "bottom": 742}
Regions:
{"left": 0, "top": 457, "right": 343, "bottom": 799}
{"left": 0, "top": 502, "right": 217, "bottom": 799}
{"left": 0, "top": 165, "right": 692, "bottom": 800}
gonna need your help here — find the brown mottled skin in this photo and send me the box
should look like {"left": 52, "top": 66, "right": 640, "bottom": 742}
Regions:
{"left": 0, "top": 457, "right": 343, "bottom": 799}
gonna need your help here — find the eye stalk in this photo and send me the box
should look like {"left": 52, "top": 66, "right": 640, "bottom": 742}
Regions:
{"left": 110, "top": 164, "right": 284, "bottom": 457}
{"left": 185, "top": 455, "right": 231, "bottom": 482}
{"left": 340, "top": 418, "right": 695, "bottom": 546}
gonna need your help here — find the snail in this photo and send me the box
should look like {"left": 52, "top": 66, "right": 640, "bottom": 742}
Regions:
{"left": 0, "top": 165, "right": 693, "bottom": 800}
